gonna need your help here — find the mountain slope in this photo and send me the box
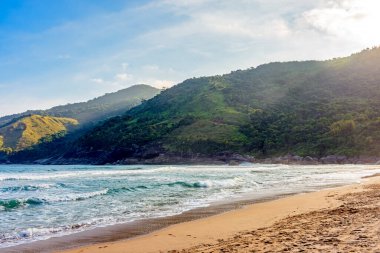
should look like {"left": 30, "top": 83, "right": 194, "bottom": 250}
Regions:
{"left": 0, "top": 85, "right": 159, "bottom": 154}
{"left": 0, "top": 115, "right": 78, "bottom": 151}
{"left": 10, "top": 47, "right": 380, "bottom": 163}
{"left": 0, "top": 84, "right": 160, "bottom": 127}
{"left": 68, "top": 47, "right": 380, "bottom": 163}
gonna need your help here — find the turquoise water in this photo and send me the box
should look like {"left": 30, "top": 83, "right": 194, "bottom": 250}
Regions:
{"left": 0, "top": 164, "right": 379, "bottom": 248}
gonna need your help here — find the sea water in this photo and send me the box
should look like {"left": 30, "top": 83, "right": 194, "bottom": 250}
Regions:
{"left": 1, "top": 164, "right": 380, "bottom": 248}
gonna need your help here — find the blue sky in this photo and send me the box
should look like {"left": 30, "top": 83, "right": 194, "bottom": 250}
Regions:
{"left": 1, "top": 0, "right": 380, "bottom": 116}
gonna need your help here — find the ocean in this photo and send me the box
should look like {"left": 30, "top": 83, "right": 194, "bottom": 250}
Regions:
{"left": 1, "top": 164, "right": 379, "bottom": 248}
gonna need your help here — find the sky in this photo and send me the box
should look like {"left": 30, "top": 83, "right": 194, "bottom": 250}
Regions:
{"left": 1, "top": 0, "right": 380, "bottom": 116}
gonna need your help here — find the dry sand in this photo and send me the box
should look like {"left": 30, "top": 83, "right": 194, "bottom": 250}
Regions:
{"left": 59, "top": 176, "right": 380, "bottom": 253}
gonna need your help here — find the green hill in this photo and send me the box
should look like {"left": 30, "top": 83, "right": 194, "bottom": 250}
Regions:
{"left": 9, "top": 47, "right": 380, "bottom": 164}
{"left": 69, "top": 47, "right": 380, "bottom": 163}
{"left": 0, "top": 115, "right": 78, "bottom": 152}
{"left": 0, "top": 85, "right": 159, "bottom": 154}
{"left": 0, "top": 84, "right": 160, "bottom": 127}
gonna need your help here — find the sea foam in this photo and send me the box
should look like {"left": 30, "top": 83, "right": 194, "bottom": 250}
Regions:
{"left": 1, "top": 164, "right": 380, "bottom": 248}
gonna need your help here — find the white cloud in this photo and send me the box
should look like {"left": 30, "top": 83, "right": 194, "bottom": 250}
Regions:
{"left": 302, "top": 0, "right": 380, "bottom": 46}
{"left": 90, "top": 78, "right": 104, "bottom": 84}
{"left": 136, "top": 78, "right": 176, "bottom": 89}
{"left": 142, "top": 2, "right": 293, "bottom": 43}
{"left": 139, "top": 0, "right": 380, "bottom": 66}
{"left": 3, "top": 0, "right": 380, "bottom": 115}
{"left": 151, "top": 79, "right": 176, "bottom": 88}
{"left": 142, "top": 65, "right": 160, "bottom": 72}
{"left": 115, "top": 73, "right": 133, "bottom": 82}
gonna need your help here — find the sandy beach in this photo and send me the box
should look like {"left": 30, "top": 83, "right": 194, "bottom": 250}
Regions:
{"left": 56, "top": 175, "right": 380, "bottom": 253}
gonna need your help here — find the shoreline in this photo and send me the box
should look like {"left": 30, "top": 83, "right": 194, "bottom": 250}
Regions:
{"left": 2, "top": 174, "right": 379, "bottom": 253}
{"left": 59, "top": 175, "right": 380, "bottom": 253}
{"left": 5, "top": 153, "right": 380, "bottom": 166}
{"left": 2, "top": 188, "right": 311, "bottom": 253}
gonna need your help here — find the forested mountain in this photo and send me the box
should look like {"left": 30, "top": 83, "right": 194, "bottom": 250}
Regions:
{"left": 0, "top": 115, "right": 78, "bottom": 152}
{"left": 0, "top": 84, "right": 159, "bottom": 155}
{"left": 0, "top": 84, "right": 160, "bottom": 127}
{"left": 9, "top": 47, "right": 380, "bottom": 164}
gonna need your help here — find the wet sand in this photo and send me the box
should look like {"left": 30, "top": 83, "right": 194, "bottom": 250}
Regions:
{"left": 2, "top": 193, "right": 295, "bottom": 253}
{"left": 3, "top": 176, "right": 380, "bottom": 253}
{"left": 54, "top": 176, "right": 380, "bottom": 253}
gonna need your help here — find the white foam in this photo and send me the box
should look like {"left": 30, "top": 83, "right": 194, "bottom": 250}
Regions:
{"left": 43, "top": 189, "right": 109, "bottom": 202}
{"left": 0, "top": 167, "right": 188, "bottom": 181}
{"left": 195, "top": 180, "right": 213, "bottom": 188}
{"left": 2, "top": 164, "right": 380, "bottom": 249}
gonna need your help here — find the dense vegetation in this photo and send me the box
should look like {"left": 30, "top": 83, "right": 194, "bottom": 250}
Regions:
{"left": 0, "top": 115, "right": 78, "bottom": 152}
{"left": 0, "top": 85, "right": 159, "bottom": 154}
{"left": 7, "top": 47, "right": 380, "bottom": 163}
{"left": 70, "top": 47, "right": 380, "bottom": 162}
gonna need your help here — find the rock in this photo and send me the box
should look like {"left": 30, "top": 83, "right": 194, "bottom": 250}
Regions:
{"left": 336, "top": 155, "right": 347, "bottom": 164}
{"left": 303, "top": 156, "right": 314, "bottom": 162}
{"left": 264, "top": 158, "right": 273, "bottom": 164}
{"left": 321, "top": 155, "right": 338, "bottom": 164}
{"left": 121, "top": 158, "right": 139, "bottom": 164}
{"left": 228, "top": 160, "right": 240, "bottom": 166}
{"left": 230, "top": 153, "right": 248, "bottom": 162}
{"left": 141, "top": 148, "right": 160, "bottom": 159}
{"left": 291, "top": 155, "right": 303, "bottom": 162}
{"left": 302, "top": 156, "right": 318, "bottom": 164}
{"left": 357, "top": 156, "right": 379, "bottom": 164}
{"left": 347, "top": 157, "right": 359, "bottom": 164}
{"left": 243, "top": 155, "right": 256, "bottom": 163}
{"left": 273, "top": 157, "right": 285, "bottom": 164}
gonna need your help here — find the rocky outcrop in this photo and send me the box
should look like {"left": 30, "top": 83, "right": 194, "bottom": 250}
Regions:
{"left": 114, "top": 152, "right": 256, "bottom": 165}
{"left": 114, "top": 154, "right": 379, "bottom": 166}
{"left": 258, "top": 154, "right": 380, "bottom": 165}
{"left": 6, "top": 146, "right": 380, "bottom": 165}
{"left": 320, "top": 155, "right": 347, "bottom": 164}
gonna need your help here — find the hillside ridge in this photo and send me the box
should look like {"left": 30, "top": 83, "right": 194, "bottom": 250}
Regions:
{"left": 0, "top": 114, "right": 78, "bottom": 152}
{"left": 8, "top": 47, "right": 380, "bottom": 164}
{"left": 0, "top": 84, "right": 160, "bottom": 127}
